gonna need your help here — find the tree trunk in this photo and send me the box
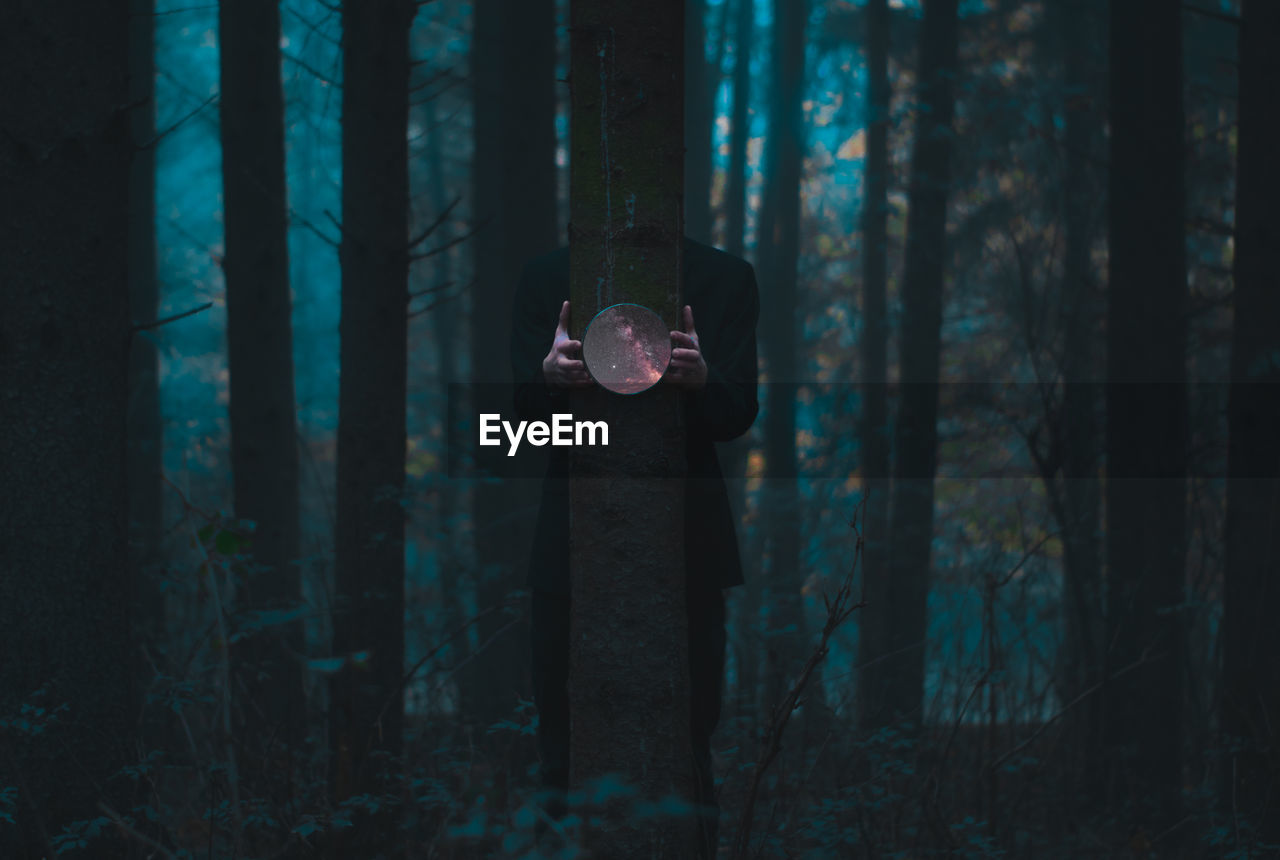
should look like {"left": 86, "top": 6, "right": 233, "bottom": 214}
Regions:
{"left": 854, "top": 0, "right": 893, "bottom": 733}
{"left": 1222, "top": 0, "right": 1280, "bottom": 843}
{"left": 128, "top": 0, "right": 164, "bottom": 648}
{"left": 1054, "top": 0, "right": 1105, "bottom": 809}
{"left": 467, "top": 0, "right": 558, "bottom": 741}
{"left": 1103, "top": 0, "right": 1187, "bottom": 829}
{"left": 724, "top": 0, "right": 756, "bottom": 718}
{"left": 330, "top": 0, "right": 415, "bottom": 850}
{"left": 0, "top": 2, "right": 134, "bottom": 854}
{"left": 685, "top": 0, "right": 712, "bottom": 244}
{"left": 567, "top": 0, "right": 694, "bottom": 855}
{"left": 217, "top": 0, "right": 306, "bottom": 763}
{"left": 879, "top": 0, "right": 958, "bottom": 731}
{"left": 760, "top": 0, "right": 808, "bottom": 716}
{"left": 725, "top": 0, "right": 753, "bottom": 261}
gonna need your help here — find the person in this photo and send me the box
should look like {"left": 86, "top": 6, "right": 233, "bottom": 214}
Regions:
{"left": 508, "top": 236, "right": 759, "bottom": 857}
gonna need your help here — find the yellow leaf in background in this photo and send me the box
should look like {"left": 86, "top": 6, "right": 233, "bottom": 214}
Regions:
{"left": 836, "top": 129, "right": 866, "bottom": 161}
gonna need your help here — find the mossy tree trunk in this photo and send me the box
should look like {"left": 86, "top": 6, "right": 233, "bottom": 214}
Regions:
{"left": 567, "top": 0, "right": 695, "bottom": 855}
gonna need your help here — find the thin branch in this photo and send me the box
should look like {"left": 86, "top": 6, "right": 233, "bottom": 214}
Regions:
{"left": 407, "top": 196, "right": 461, "bottom": 249}
{"left": 140, "top": 92, "right": 218, "bottom": 151}
{"left": 97, "top": 802, "right": 179, "bottom": 860}
{"left": 132, "top": 302, "right": 213, "bottom": 333}
{"left": 729, "top": 501, "right": 866, "bottom": 860}
{"left": 283, "top": 51, "right": 341, "bottom": 88}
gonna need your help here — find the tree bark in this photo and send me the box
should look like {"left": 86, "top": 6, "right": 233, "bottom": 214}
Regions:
{"left": 567, "top": 0, "right": 694, "bottom": 855}
{"left": 879, "top": 0, "right": 958, "bottom": 731}
{"left": 217, "top": 0, "right": 306, "bottom": 758}
{"left": 854, "top": 0, "right": 894, "bottom": 733}
{"left": 1103, "top": 0, "right": 1187, "bottom": 828}
{"left": 330, "top": 0, "right": 415, "bottom": 850}
{"left": 1222, "top": 0, "right": 1280, "bottom": 843}
{"left": 0, "top": 1, "right": 134, "bottom": 854}
{"left": 467, "top": 0, "right": 558, "bottom": 739}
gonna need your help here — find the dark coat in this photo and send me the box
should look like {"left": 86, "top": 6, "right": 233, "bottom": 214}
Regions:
{"left": 509, "top": 237, "right": 760, "bottom": 597}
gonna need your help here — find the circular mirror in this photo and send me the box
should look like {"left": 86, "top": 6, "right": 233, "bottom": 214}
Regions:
{"left": 581, "top": 302, "right": 671, "bottom": 395}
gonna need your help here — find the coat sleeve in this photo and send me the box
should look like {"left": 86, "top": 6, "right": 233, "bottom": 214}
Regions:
{"left": 509, "top": 259, "right": 564, "bottom": 423}
{"left": 685, "top": 261, "right": 760, "bottom": 442}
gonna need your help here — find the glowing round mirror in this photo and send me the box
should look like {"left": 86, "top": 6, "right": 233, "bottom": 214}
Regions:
{"left": 581, "top": 302, "right": 671, "bottom": 395}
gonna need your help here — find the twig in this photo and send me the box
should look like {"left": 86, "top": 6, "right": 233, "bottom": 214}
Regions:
{"left": 132, "top": 302, "right": 213, "bottom": 333}
{"left": 407, "top": 196, "right": 461, "bottom": 250}
{"left": 98, "top": 801, "right": 179, "bottom": 860}
{"left": 729, "top": 502, "right": 865, "bottom": 860}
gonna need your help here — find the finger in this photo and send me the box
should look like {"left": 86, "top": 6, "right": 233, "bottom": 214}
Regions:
{"left": 683, "top": 305, "right": 697, "bottom": 338}
{"left": 556, "top": 300, "right": 570, "bottom": 335}
{"left": 557, "top": 358, "right": 586, "bottom": 372}
{"left": 555, "top": 339, "right": 583, "bottom": 355}
{"left": 670, "top": 348, "right": 702, "bottom": 362}
{"left": 670, "top": 331, "right": 698, "bottom": 349}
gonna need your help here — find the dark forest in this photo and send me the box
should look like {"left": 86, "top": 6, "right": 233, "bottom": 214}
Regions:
{"left": 1, "top": 0, "right": 1276, "bottom": 857}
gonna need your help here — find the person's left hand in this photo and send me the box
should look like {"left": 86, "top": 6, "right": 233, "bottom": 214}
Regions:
{"left": 667, "top": 305, "right": 708, "bottom": 391}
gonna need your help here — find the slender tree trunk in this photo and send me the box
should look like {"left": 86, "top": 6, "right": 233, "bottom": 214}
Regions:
{"left": 724, "top": 0, "right": 757, "bottom": 718}
{"left": 0, "top": 2, "right": 134, "bottom": 854}
{"left": 567, "top": 1, "right": 694, "bottom": 855}
{"left": 1103, "top": 0, "right": 1187, "bottom": 829}
{"left": 425, "top": 96, "right": 468, "bottom": 719}
{"left": 1222, "top": 0, "right": 1280, "bottom": 843}
{"left": 330, "top": 0, "right": 415, "bottom": 850}
{"left": 685, "top": 0, "right": 712, "bottom": 244}
{"left": 128, "top": 0, "right": 164, "bottom": 647}
{"left": 725, "top": 0, "right": 753, "bottom": 261}
{"left": 760, "top": 0, "right": 807, "bottom": 715}
{"left": 467, "top": 0, "right": 557, "bottom": 743}
{"left": 217, "top": 0, "right": 306, "bottom": 764}
{"left": 1055, "top": 0, "right": 1105, "bottom": 809}
{"left": 879, "top": 0, "right": 958, "bottom": 732}
{"left": 854, "top": 0, "right": 893, "bottom": 732}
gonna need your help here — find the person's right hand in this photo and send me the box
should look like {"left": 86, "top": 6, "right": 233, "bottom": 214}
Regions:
{"left": 542, "top": 300, "right": 593, "bottom": 389}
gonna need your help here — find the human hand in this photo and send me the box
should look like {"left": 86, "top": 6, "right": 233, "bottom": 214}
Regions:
{"left": 542, "top": 300, "right": 593, "bottom": 389}
{"left": 666, "top": 305, "right": 707, "bottom": 390}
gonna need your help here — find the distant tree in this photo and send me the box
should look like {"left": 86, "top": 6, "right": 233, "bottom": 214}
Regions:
{"left": 724, "top": 0, "right": 759, "bottom": 717}
{"left": 760, "top": 0, "right": 808, "bottom": 714}
{"left": 217, "top": 0, "right": 306, "bottom": 758}
{"left": 0, "top": 1, "right": 134, "bottom": 853}
{"left": 128, "top": 0, "right": 165, "bottom": 644}
{"left": 330, "top": 0, "right": 416, "bottom": 849}
{"left": 685, "top": 0, "right": 713, "bottom": 244}
{"left": 725, "top": 0, "right": 753, "bottom": 260}
{"left": 877, "top": 0, "right": 959, "bottom": 731}
{"left": 1103, "top": 0, "right": 1187, "bottom": 828}
{"left": 566, "top": 0, "right": 694, "bottom": 853}
{"left": 1053, "top": 0, "right": 1105, "bottom": 806}
{"left": 855, "top": 0, "right": 893, "bottom": 734}
{"left": 1222, "top": 0, "right": 1280, "bottom": 843}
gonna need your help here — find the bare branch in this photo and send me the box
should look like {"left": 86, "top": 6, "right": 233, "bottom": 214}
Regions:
{"left": 132, "top": 302, "right": 213, "bottom": 333}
